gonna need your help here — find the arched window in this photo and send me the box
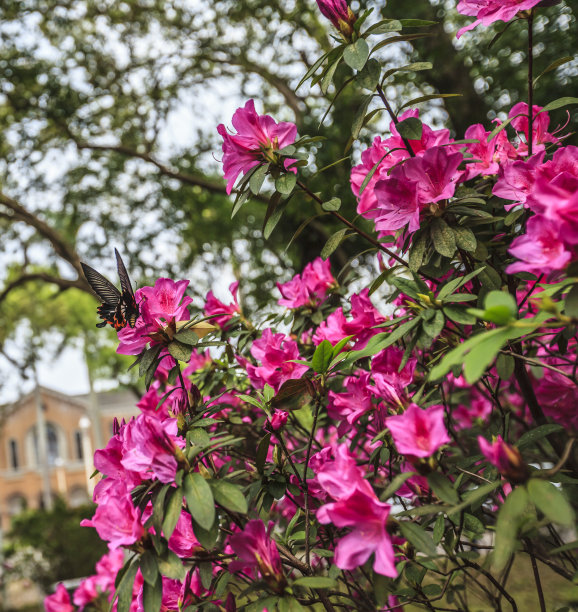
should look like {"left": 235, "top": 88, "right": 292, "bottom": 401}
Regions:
{"left": 7, "top": 493, "right": 27, "bottom": 516}
{"left": 8, "top": 438, "right": 19, "bottom": 470}
{"left": 29, "top": 423, "right": 63, "bottom": 466}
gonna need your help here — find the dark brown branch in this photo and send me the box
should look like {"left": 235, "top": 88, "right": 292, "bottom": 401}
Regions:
{"left": 0, "top": 192, "right": 83, "bottom": 277}
{"left": 0, "top": 273, "right": 88, "bottom": 306}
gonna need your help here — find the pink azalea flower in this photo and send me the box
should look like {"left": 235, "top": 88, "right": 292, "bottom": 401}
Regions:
{"left": 45, "top": 584, "right": 74, "bottom": 612}
{"left": 374, "top": 146, "right": 463, "bottom": 235}
{"left": 456, "top": 0, "right": 544, "bottom": 38}
{"left": 351, "top": 110, "right": 452, "bottom": 221}
{"left": 314, "top": 444, "right": 374, "bottom": 500}
{"left": 509, "top": 102, "right": 560, "bottom": 156}
{"left": 120, "top": 414, "right": 181, "bottom": 483}
{"left": 370, "top": 347, "right": 417, "bottom": 406}
{"left": 217, "top": 99, "right": 297, "bottom": 194}
{"left": 117, "top": 278, "right": 193, "bottom": 355}
{"left": 534, "top": 366, "right": 578, "bottom": 429}
{"left": 229, "top": 520, "right": 286, "bottom": 590}
{"left": 81, "top": 480, "right": 145, "bottom": 549}
{"left": 452, "top": 396, "right": 492, "bottom": 430}
{"left": 328, "top": 372, "right": 374, "bottom": 432}
{"left": 168, "top": 511, "right": 201, "bottom": 558}
{"left": 462, "top": 123, "right": 516, "bottom": 180}
{"left": 317, "top": 487, "right": 397, "bottom": 577}
{"left": 478, "top": 435, "right": 529, "bottom": 482}
{"left": 530, "top": 174, "right": 578, "bottom": 244}
{"left": 94, "top": 549, "right": 125, "bottom": 593}
{"left": 312, "top": 307, "right": 348, "bottom": 345}
{"left": 245, "top": 328, "right": 309, "bottom": 392}
{"left": 316, "top": 0, "right": 356, "bottom": 37}
{"left": 492, "top": 153, "right": 545, "bottom": 207}
{"left": 385, "top": 403, "right": 450, "bottom": 458}
{"left": 73, "top": 575, "right": 99, "bottom": 609}
{"left": 277, "top": 257, "right": 335, "bottom": 309}
{"left": 268, "top": 409, "right": 289, "bottom": 431}
{"left": 204, "top": 281, "right": 240, "bottom": 329}
{"left": 506, "top": 215, "right": 571, "bottom": 275}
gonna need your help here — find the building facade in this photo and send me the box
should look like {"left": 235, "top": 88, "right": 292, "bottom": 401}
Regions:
{"left": 0, "top": 386, "right": 139, "bottom": 530}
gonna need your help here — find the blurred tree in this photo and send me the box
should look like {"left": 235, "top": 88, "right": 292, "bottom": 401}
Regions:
{"left": 4, "top": 498, "right": 107, "bottom": 590}
{"left": 0, "top": 0, "right": 576, "bottom": 390}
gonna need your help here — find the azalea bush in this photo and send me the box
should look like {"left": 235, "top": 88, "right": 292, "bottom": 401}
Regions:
{"left": 45, "top": 1, "right": 578, "bottom": 611}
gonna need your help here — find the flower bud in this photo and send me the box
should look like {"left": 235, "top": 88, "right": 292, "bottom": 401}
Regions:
{"left": 316, "top": 0, "right": 357, "bottom": 39}
{"left": 478, "top": 435, "right": 530, "bottom": 484}
{"left": 268, "top": 409, "right": 289, "bottom": 432}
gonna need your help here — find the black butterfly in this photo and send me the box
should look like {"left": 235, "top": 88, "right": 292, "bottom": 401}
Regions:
{"left": 81, "top": 249, "right": 140, "bottom": 330}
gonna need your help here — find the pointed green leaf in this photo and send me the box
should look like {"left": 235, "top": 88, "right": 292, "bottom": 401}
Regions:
{"left": 183, "top": 472, "right": 215, "bottom": 531}
{"left": 528, "top": 479, "right": 575, "bottom": 526}
{"left": 210, "top": 479, "right": 248, "bottom": 514}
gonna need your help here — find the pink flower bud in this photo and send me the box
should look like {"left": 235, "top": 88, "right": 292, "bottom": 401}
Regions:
{"left": 269, "top": 409, "right": 289, "bottom": 431}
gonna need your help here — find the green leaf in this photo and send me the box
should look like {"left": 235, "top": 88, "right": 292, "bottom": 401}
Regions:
{"left": 193, "top": 517, "right": 220, "bottom": 550}
{"left": 528, "top": 479, "right": 575, "bottom": 526}
{"left": 115, "top": 558, "right": 139, "bottom": 612}
{"left": 312, "top": 339, "right": 333, "bottom": 373}
{"left": 399, "top": 19, "right": 437, "bottom": 27}
{"left": 293, "top": 576, "right": 337, "bottom": 589}
{"left": 321, "top": 197, "right": 341, "bottom": 212}
{"left": 533, "top": 56, "right": 574, "bottom": 86}
{"left": 264, "top": 198, "right": 289, "bottom": 239}
{"left": 321, "top": 228, "right": 348, "bottom": 260}
{"left": 493, "top": 486, "right": 529, "bottom": 570}
{"left": 427, "top": 472, "right": 459, "bottom": 505}
{"left": 463, "top": 329, "right": 512, "bottom": 383}
{"left": 351, "top": 94, "right": 373, "bottom": 139}
{"left": 382, "top": 62, "right": 432, "bottom": 80}
{"left": 297, "top": 50, "right": 331, "bottom": 90}
{"left": 422, "top": 309, "right": 444, "bottom": 339}
{"left": 496, "top": 353, "right": 515, "bottom": 380}
{"left": 183, "top": 472, "right": 215, "bottom": 531}
{"left": 443, "top": 305, "right": 476, "bottom": 325}
{"left": 162, "top": 487, "right": 183, "bottom": 541}
{"left": 343, "top": 38, "right": 370, "bottom": 71}
{"left": 364, "top": 19, "right": 402, "bottom": 35}
{"left": 447, "top": 481, "right": 501, "bottom": 515}
{"left": 142, "top": 579, "right": 162, "bottom": 612}
{"left": 399, "top": 521, "right": 437, "bottom": 556}
{"left": 485, "top": 290, "right": 518, "bottom": 318}
{"left": 321, "top": 54, "right": 343, "bottom": 94}
{"left": 140, "top": 551, "right": 159, "bottom": 587}
{"left": 380, "top": 472, "right": 416, "bottom": 501}
{"left": 167, "top": 340, "right": 193, "bottom": 363}
{"left": 396, "top": 116, "right": 423, "bottom": 140}
{"left": 516, "top": 424, "right": 563, "bottom": 449}
{"left": 453, "top": 226, "right": 477, "bottom": 252}
{"left": 564, "top": 284, "right": 578, "bottom": 318}
{"left": 340, "top": 317, "right": 420, "bottom": 368}
{"left": 330, "top": 335, "right": 355, "bottom": 361}
{"left": 174, "top": 328, "right": 199, "bottom": 345}
{"left": 431, "top": 218, "right": 456, "bottom": 258}
{"left": 487, "top": 114, "right": 518, "bottom": 142}
{"left": 256, "top": 433, "right": 271, "bottom": 473}
{"left": 356, "top": 58, "right": 380, "bottom": 90}
{"left": 433, "top": 515, "right": 445, "bottom": 544}
{"left": 399, "top": 93, "right": 461, "bottom": 111}
{"left": 139, "top": 345, "right": 161, "bottom": 378}
{"left": 275, "top": 173, "right": 297, "bottom": 196}
{"left": 408, "top": 232, "right": 427, "bottom": 272}
{"left": 249, "top": 163, "right": 269, "bottom": 195}
{"left": 210, "top": 480, "right": 248, "bottom": 514}
{"left": 437, "top": 267, "right": 485, "bottom": 299}
{"left": 537, "top": 96, "right": 578, "bottom": 115}
{"left": 391, "top": 276, "right": 420, "bottom": 300}
{"left": 157, "top": 550, "right": 187, "bottom": 581}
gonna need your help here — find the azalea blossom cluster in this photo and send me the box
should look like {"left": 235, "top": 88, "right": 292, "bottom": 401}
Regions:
{"left": 45, "top": 0, "right": 577, "bottom": 610}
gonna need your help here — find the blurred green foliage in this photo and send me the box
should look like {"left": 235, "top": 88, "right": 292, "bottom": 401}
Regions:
{"left": 4, "top": 497, "right": 107, "bottom": 590}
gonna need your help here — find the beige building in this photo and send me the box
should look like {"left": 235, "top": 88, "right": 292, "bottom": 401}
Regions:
{"left": 0, "top": 386, "right": 139, "bottom": 530}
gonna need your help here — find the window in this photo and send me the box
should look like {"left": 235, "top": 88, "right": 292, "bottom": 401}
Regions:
{"left": 74, "top": 430, "right": 83, "bottom": 460}
{"left": 31, "top": 423, "right": 62, "bottom": 466}
{"left": 9, "top": 439, "right": 19, "bottom": 470}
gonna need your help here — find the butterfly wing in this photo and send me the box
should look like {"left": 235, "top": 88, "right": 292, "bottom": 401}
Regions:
{"left": 81, "top": 262, "right": 121, "bottom": 305}
{"left": 115, "top": 249, "right": 135, "bottom": 298}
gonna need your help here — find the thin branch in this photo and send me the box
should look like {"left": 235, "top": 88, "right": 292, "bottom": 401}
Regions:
{"left": 0, "top": 273, "right": 87, "bottom": 306}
